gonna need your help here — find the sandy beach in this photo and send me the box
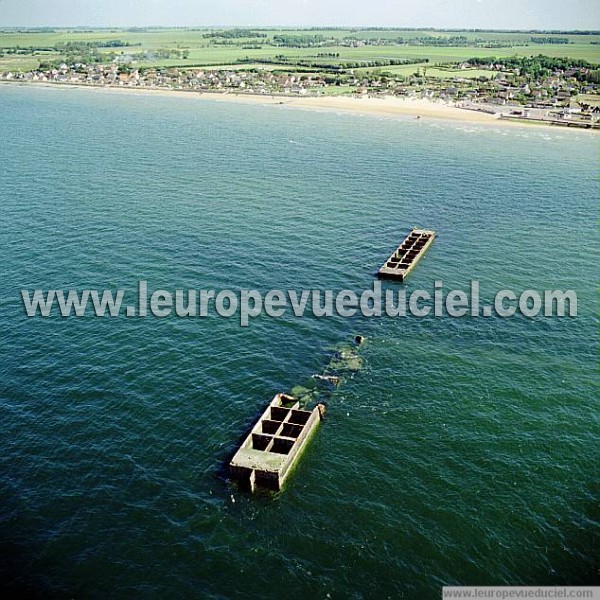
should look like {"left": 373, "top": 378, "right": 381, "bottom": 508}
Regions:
{"left": 1, "top": 81, "right": 595, "bottom": 131}
{"left": 204, "top": 92, "right": 505, "bottom": 124}
{"left": 53, "top": 83, "right": 507, "bottom": 125}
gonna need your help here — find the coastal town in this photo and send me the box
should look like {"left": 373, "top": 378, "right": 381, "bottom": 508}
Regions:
{"left": 2, "top": 56, "right": 599, "bottom": 128}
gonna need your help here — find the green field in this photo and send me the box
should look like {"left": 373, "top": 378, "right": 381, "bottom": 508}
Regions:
{"left": 1, "top": 28, "right": 599, "bottom": 73}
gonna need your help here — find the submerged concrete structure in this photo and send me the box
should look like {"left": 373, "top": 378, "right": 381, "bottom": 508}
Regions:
{"left": 377, "top": 228, "right": 436, "bottom": 281}
{"left": 229, "top": 394, "right": 325, "bottom": 492}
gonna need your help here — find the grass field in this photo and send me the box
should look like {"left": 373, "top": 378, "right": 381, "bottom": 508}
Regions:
{"left": 366, "top": 64, "right": 494, "bottom": 78}
{"left": 1, "top": 28, "right": 599, "bottom": 72}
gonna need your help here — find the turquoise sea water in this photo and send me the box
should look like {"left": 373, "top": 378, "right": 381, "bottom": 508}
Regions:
{"left": 0, "top": 85, "right": 597, "bottom": 599}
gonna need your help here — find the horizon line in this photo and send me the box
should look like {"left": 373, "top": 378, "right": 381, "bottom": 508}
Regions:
{"left": 1, "top": 25, "right": 599, "bottom": 33}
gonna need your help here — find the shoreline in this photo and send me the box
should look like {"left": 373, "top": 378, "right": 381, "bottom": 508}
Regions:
{"left": 1, "top": 80, "right": 596, "bottom": 132}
